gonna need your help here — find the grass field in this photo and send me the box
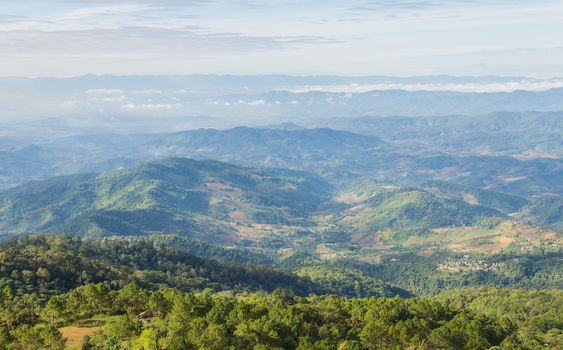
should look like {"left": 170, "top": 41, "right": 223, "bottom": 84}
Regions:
{"left": 59, "top": 318, "right": 106, "bottom": 348}
{"left": 59, "top": 325, "right": 101, "bottom": 348}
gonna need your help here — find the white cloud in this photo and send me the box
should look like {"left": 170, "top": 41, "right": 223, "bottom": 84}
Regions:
{"left": 0, "top": 27, "right": 330, "bottom": 59}
{"left": 121, "top": 103, "right": 180, "bottom": 110}
{"left": 86, "top": 89, "right": 124, "bottom": 95}
{"left": 101, "top": 96, "right": 128, "bottom": 102}
{"left": 59, "top": 100, "right": 76, "bottom": 108}
{"left": 286, "top": 79, "right": 563, "bottom": 93}
{"left": 130, "top": 89, "right": 162, "bottom": 94}
{"left": 244, "top": 99, "right": 266, "bottom": 106}
{"left": 59, "top": 4, "right": 150, "bottom": 21}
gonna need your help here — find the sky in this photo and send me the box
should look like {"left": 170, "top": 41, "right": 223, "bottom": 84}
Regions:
{"left": 1, "top": 0, "right": 563, "bottom": 77}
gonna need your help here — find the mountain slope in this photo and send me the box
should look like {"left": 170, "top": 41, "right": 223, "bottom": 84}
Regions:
{"left": 421, "top": 180, "right": 529, "bottom": 214}
{"left": 1, "top": 124, "right": 560, "bottom": 199}
{"left": 337, "top": 187, "right": 506, "bottom": 232}
{"left": 0, "top": 236, "right": 316, "bottom": 298}
{"left": 0, "top": 235, "right": 408, "bottom": 299}
{"left": 522, "top": 196, "right": 563, "bottom": 228}
{"left": 0, "top": 158, "right": 332, "bottom": 241}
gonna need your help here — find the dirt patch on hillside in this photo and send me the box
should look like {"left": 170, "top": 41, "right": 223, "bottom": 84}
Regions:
{"left": 206, "top": 182, "right": 243, "bottom": 195}
{"left": 448, "top": 236, "right": 515, "bottom": 253}
{"left": 351, "top": 232, "right": 395, "bottom": 250}
{"left": 229, "top": 210, "right": 250, "bottom": 223}
{"left": 336, "top": 193, "right": 368, "bottom": 204}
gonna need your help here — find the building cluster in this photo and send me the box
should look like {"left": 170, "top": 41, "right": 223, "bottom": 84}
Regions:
{"left": 436, "top": 260, "right": 504, "bottom": 272}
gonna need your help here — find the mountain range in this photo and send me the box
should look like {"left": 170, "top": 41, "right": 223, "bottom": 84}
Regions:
{"left": 1, "top": 123, "right": 562, "bottom": 200}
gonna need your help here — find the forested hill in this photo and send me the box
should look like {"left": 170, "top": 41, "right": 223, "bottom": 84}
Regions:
{"left": 1, "top": 281, "right": 560, "bottom": 349}
{"left": 1, "top": 124, "right": 561, "bottom": 198}
{"left": 0, "top": 236, "right": 405, "bottom": 299}
{"left": 0, "top": 157, "right": 332, "bottom": 240}
{"left": 0, "top": 236, "right": 315, "bottom": 298}
{"left": 337, "top": 187, "right": 506, "bottom": 232}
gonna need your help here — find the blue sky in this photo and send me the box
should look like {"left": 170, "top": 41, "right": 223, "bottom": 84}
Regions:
{"left": 1, "top": 0, "right": 563, "bottom": 77}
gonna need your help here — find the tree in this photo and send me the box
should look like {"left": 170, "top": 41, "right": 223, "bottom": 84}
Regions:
{"left": 116, "top": 283, "right": 149, "bottom": 317}
{"left": 82, "top": 335, "right": 94, "bottom": 350}
{"left": 104, "top": 336, "right": 122, "bottom": 350}
{"left": 133, "top": 329, "right": 158, "bottom": 350}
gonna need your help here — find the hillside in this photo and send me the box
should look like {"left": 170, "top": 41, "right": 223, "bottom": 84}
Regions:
{"left": 0, "top": 235, "right": 410, "bottom": 300}
{"left": 336, "top": 187, "right": 505, "bottom": 232}
{"left": 421, "top": 180, "right": 529, "bottom": 214}
{"left": 0, "top": 158, "right": 332, "bottom": 241}
{"left": 0, "top": 158, "right": 560, "bottom": 303}
{"left": 522, "top": 196, "right": 563, "bottom": 228}
{"left": 0, "top": 236, "right": 322, "bottom": 298}
{"left": 333, "top": 248, "right": 563, "bottom": 296}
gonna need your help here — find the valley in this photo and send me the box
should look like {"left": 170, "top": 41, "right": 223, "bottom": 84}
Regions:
{"left": 1, "top": 155, "right": 560, "bottom": 299}
{"left": 0, "top": 108, "right": 561, "bottom": 350}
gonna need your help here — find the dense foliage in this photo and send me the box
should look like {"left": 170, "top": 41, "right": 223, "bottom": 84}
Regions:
{"left": 3, "top": 283, "right": 561, "bottom": 350}
{"left": 333, "top": 250, "right": 563, "bottom": 295}
{"left": 439, "top": 288, "right": 563, "bottom": 349}
{"left": 146, "top": 234, "right": 275, "bottom": 266}
{"left": 294, "top": 266, "right": 411, "bottom": 298}
{"left": 0, "top": 236, "right": 323, "bottom": 299}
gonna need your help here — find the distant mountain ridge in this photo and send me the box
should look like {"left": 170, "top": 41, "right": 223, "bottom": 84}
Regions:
{"left": 3, "top": 75, "right": 563, "bottom": 133}
{"left": 1, "top": 124, "right": 561, "bottom": 199}
{"left": 0, "top": 126, "right": 387, "bottom": 189}
{"left": 319, "top": 111, "right": 563, "bottom": 156}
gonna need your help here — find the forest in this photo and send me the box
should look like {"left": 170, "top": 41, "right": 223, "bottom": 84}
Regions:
{"left": 0, "top": 236, "right": 561, "bottom": 349}
{"left": 1, "top": 281, "right": 561, "bottom": 349}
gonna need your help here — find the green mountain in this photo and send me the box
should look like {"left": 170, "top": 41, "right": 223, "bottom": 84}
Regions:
{"left": 421, "top": 180, "right": 529, "bottom": 214}
{"left": 337, "top": 187, "right": 505, "bottom": 232}
{"left": 523, "top": 196, "right": 563, "bottom": 228}
{"left": 0, "top": 158, "right": 332, "bottom": 241}
{"left": 0, "top": 235, "right": 408, "bottom": 300}
{"left": 0, "top": 236, "right": 320, "bottom": 298}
